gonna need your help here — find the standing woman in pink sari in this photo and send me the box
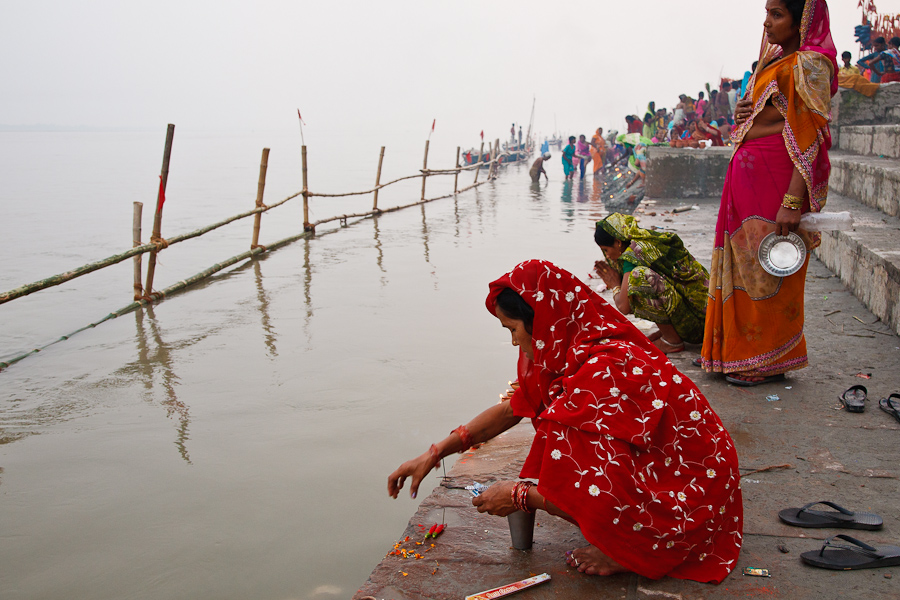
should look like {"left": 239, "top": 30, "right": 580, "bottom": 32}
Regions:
{"left": 699, "top": 0, "right": 837, "bottom": 386}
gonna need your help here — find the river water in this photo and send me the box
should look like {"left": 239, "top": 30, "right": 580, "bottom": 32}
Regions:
{"left": 0, "top": 128, "right": 631, "bottom": 599}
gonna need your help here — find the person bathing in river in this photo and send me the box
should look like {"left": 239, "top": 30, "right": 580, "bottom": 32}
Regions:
{"left": 529, "top": 152, "right": 551, "bottom": 183}
{"left": 387, "top": 260, "right": 743, "bottom": 581}
{"left": 575, "top": 134, "right": 592, "bottom": 180}
{"left": 562, "top": 136, "right": 577, "bottom": 180}
{"left": 593, "top": 214, "right": 710, "bottom": 354}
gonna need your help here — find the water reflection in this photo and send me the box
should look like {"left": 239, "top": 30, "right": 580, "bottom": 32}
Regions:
{"left": 132, "top": 307, "right": 192, "bottom": 464}
{"left": 252, "top": 260, "right": 278, "bottom": 358}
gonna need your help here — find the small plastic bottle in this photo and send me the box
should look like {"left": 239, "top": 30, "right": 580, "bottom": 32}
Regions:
{"left": 799, "top": 211, "right": 854, "bottom": 232}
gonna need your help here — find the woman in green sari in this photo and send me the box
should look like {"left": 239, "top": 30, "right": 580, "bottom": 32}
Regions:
{"left": 593, "top": 213, "right": 709, "bottom": 354}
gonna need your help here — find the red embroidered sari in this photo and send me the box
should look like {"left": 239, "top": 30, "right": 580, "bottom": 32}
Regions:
{"left": 486, "top": 260, "right": 743, "bottom": 584}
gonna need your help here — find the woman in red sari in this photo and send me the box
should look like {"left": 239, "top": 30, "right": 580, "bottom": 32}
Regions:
{"left": 699, "top": 0, "right": 837, "bottom": 386}
{"left": 388, "top": 260, "right": 743, "bottom": 583}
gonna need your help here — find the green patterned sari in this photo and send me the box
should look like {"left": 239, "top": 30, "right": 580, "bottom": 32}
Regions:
{"left": 598, "top": 213, "right": 709, "bottom": 344}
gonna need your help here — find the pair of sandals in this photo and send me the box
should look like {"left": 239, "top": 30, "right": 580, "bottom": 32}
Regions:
{"left": 779, "top": 501, "right": 900, "bottom": 570}
{"left": 839, "top": 385, "right": 900, "bottom": 422}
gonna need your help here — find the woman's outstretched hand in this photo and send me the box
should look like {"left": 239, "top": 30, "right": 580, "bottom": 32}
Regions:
{"left": 472, "top": 481, "right": 518, "bottom": 517}
{"left": 733, "top": 97, "right": 753, "bottom": 126}
{"left": 387, "top": 452, "right": 436, "bottom": 500}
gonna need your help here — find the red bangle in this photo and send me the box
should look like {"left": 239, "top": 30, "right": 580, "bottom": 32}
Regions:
{"left": 428, "top": 444, "right": 441, "bottom": 471}
{"left": 453, "top": 425, "right": 475, "bottom": 452}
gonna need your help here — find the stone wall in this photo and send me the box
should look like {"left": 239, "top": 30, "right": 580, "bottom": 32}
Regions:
{"left": 644, "top": 146, "right": 731, "bottom": 199}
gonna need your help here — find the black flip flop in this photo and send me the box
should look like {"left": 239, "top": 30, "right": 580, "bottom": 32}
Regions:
{"left": 840, "top": 385, "right": 868, "bottom": 413}
{"left": 779, "top": 501, "right": 883, "bottom": 530}
{"left": 879, "top": 394, "right": 900, "bottom": 424}
{"left": 691, "top": 357, "right": 702, "bottom": 368}
{"left": 801, "top": 534, "right": 900, "bottom": 571}
{"left": 724, "top": 373, "right": 785, "bottom": 387}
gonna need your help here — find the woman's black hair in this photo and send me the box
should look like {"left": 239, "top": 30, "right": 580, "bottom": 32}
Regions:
{"left": 783, "top": 0, "right": 805, "bottom": 28}
{"left": 594, "top": 223, "right": 618, "bottom": 248}
{"left": 495, "top": 288, "right": 534, "bottom": 335}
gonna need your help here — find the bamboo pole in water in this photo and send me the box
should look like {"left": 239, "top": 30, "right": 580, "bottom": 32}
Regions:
{"left": 251, "top": 147, "right": 270, "bottom": 249}
{"left": 144, "top": 124, "right": 175, "bottom": 299}
{"left": 302, "top": 145, "right": 312, "bottom": 232}
{"left": 132, "top": 202, "right": 143, "bottom": 300}
{"left": 454, "top": 147, "right": 460, "bottom": 194}
{"left": 473, "top": 141, "right": 485, "bottom": 184}
{"left": 373, "top": 146, "right": 385, "bottom": 211}
{"left": 420, "top": 140, "right": 430, "bottom": 202}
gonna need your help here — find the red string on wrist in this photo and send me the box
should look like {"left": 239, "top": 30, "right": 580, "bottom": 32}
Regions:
{"left": 428, "top": 444, "right": 441, "bottom": 471}
{"left": 453, "top": 425, "right": 475, "bottom": 452}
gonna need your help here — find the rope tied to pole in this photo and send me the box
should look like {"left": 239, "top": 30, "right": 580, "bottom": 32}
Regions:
{"left": 150, "top": 235, "right": 169, "bottom": 250}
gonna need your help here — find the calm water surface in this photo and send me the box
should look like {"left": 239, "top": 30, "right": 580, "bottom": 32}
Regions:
{"left": 0, "top": 129, "right": 625, "bottom": 599}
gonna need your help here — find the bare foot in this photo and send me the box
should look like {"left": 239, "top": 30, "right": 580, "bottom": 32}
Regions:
{"left": 565, "top": 546, "right": 630, "bottom": 576}
{"left": 653, "top": 337, "right": 684, "bottom": 354}
{"left": 647, "top": 330, "right": 663, "bottom": 342}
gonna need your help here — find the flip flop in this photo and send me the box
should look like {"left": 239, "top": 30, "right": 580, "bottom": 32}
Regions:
{"left": 724, "top": 374, "right": 785, "bottom": 387}
{"left": 691, "top": 357, "right": 703, "bottom": 367}
{"left": 840, "top": 385, "right": 868, "bottom": 413}
{"left": 801, "top": 534, "right": 900, "bottom": 571}
{"left": 879, "top": 394, "right": 900, "bottom": 424}
{"left": 779, "top": 501, "right": 883, "bottom": 530}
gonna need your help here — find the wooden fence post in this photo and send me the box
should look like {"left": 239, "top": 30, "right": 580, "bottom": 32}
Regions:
{"left": 373, "top": 146, "right": 385, "bottom": 211}
{"left": 473, "top": 141, "right": 485, "bottom": 184}
{"left": 454, "top": 147, "right": 460, "bottom": 194}
{"left": 421, "top": 140, "right": 430, "bottom": 202}
{"left": 251, "top": 147, "right": 270, "bottom": 249}
{"left": 492, "top": 139, "right": 500, "bottom": 178}
{"left": 133, "top": 202, "right": 143, "bottom": 300}
{"left": 302, "top": 145, "right": 312, "bottom": 232}
{"left": 144, "top": 123, "right": 175, "bottom": 299}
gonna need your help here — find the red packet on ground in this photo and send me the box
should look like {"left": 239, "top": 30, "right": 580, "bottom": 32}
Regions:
{"left": 465, "top": 573, "right": 551, "bottom": 600}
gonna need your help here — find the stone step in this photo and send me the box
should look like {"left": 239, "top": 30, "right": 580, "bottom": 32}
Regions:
{"left": 813, "top": 192, "right": 900, "bottom": 336}
{"left": 838, "top": 124, "right": 900, "bottom": 158}
{"left": 829, "top": 152, "right": 900, "bottom": 218}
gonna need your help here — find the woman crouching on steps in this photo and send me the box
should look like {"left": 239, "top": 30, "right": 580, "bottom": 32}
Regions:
{"left": 388, "top": 260, "right": 743, "bottom": 582}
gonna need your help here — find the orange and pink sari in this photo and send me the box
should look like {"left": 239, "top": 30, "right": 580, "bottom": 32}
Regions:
{"left": 700, "top": 0, "right": 837, "bottom": 377}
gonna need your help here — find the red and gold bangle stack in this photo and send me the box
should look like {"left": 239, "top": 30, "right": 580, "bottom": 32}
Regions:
{"left": 453, "top": 425, "right": 475, "bottom": 452}
{"left": 511, "top": 481, "right": 535, "bottom": 513}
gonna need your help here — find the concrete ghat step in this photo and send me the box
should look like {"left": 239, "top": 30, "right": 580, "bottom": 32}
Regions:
{"left": 813, "top": 193, "right": 900, "bottom": 336}
{"left": 838, "top": 124, "right": 900, "bottom": 159}
{"left": 829, "top": 152, "right": 900, "bottom": 218}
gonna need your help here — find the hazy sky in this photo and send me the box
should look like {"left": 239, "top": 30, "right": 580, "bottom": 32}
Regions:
{"left": 1, "top": 0, "right": 896, "bottom": 141}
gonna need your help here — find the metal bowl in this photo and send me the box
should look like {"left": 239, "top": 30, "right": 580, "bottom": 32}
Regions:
{"left": 758, "top": 232, "right": 807, "bottom": 277}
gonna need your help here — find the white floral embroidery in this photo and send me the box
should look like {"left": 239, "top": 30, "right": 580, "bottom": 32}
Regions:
{"left": 551, "top": 449, "right": 562, "bottom": 460}
{"left": 535, "top": 291, "right": 544, "bottom": 301}
{"left": 674, "top": 470, "right": 681, "bottom": 476}
{"left": 575, "top": 286, "right": 581, "bottom": 292}
{"left": 699, "top": 553, "right": 707, "bottom": 561}
{"left": 677, "top": 492, "right": 687, "bottom": 502}
{"left": 719, "top": 506, "right": 726, "bottom": 514}
{"left": 672, "top": 374, "right": 682, "bottom": 384}
{"left": 535, "top": 340, "right": 545, "bottom": 350}
{"left": 574, "top": 482, "right": 580, "bottom": 488}
{"left": 665, "top": 457, "right": 673, "bottom": 466}
{"left": 573, "top": 388, "right": 581, "bottom": 394}
{"left": 588, "top": 357, "right": 598, "bottom": 364}
{"left": 707, "top": 469, "right": 716, "bottom": 478}
{"left": 632, "top": 367, "right": 643, "bottom": 375}
{"left": 565, "top": 292, "right": 574, "bottom": 302}
{"left": 613, "top": 518, "right": 619, "bottom": 524}
{"left": 690, "top": 411, "right": 701, "bottom": 421}
{"left": 666, "top": 541, "right": 675, "bottom": 548}
{"left": 633, "top": 523, "right": 643, "bottom": 531}
{"left": 589, "top": 485, "right": 600, "bottom": 496}
{"left": 550, "top": 325, "right": 555, "bottom": 332}
{"left": 610, "top": 387, "right": 620, "bottom": 397}
{"left": 659, "top": 381, "right": 667, "bottom": 387}
{"left": 652, "top": 400, "right": 664, "bottom": 409}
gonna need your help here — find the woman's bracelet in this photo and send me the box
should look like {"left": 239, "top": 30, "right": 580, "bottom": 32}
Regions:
{"left": 453, "top": 425, "right": 475, "bottom": 452}
{"left": 782, "top": 193, "right": 804, "bottom": 211}
{"left": 512, "top": 481, "right": 535, "bottom": 513}
{"left": 610, "top": 286, "right": 621, "bottom": 297}
{"left": 428, "top": 444, "right": 441, "bottom": 471}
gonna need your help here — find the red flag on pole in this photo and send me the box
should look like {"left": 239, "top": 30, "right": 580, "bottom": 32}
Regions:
{"left": 297, "top": 109, "right": 306, "bottom": 125}
{"left": 480, "top": 130, "right": 484, "bottom": 140}
{"left": 156, "top": 175, "right": 166, "bottom": 213}
{"left": 431, "top": 119, "right": 436, "bottom": 132}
